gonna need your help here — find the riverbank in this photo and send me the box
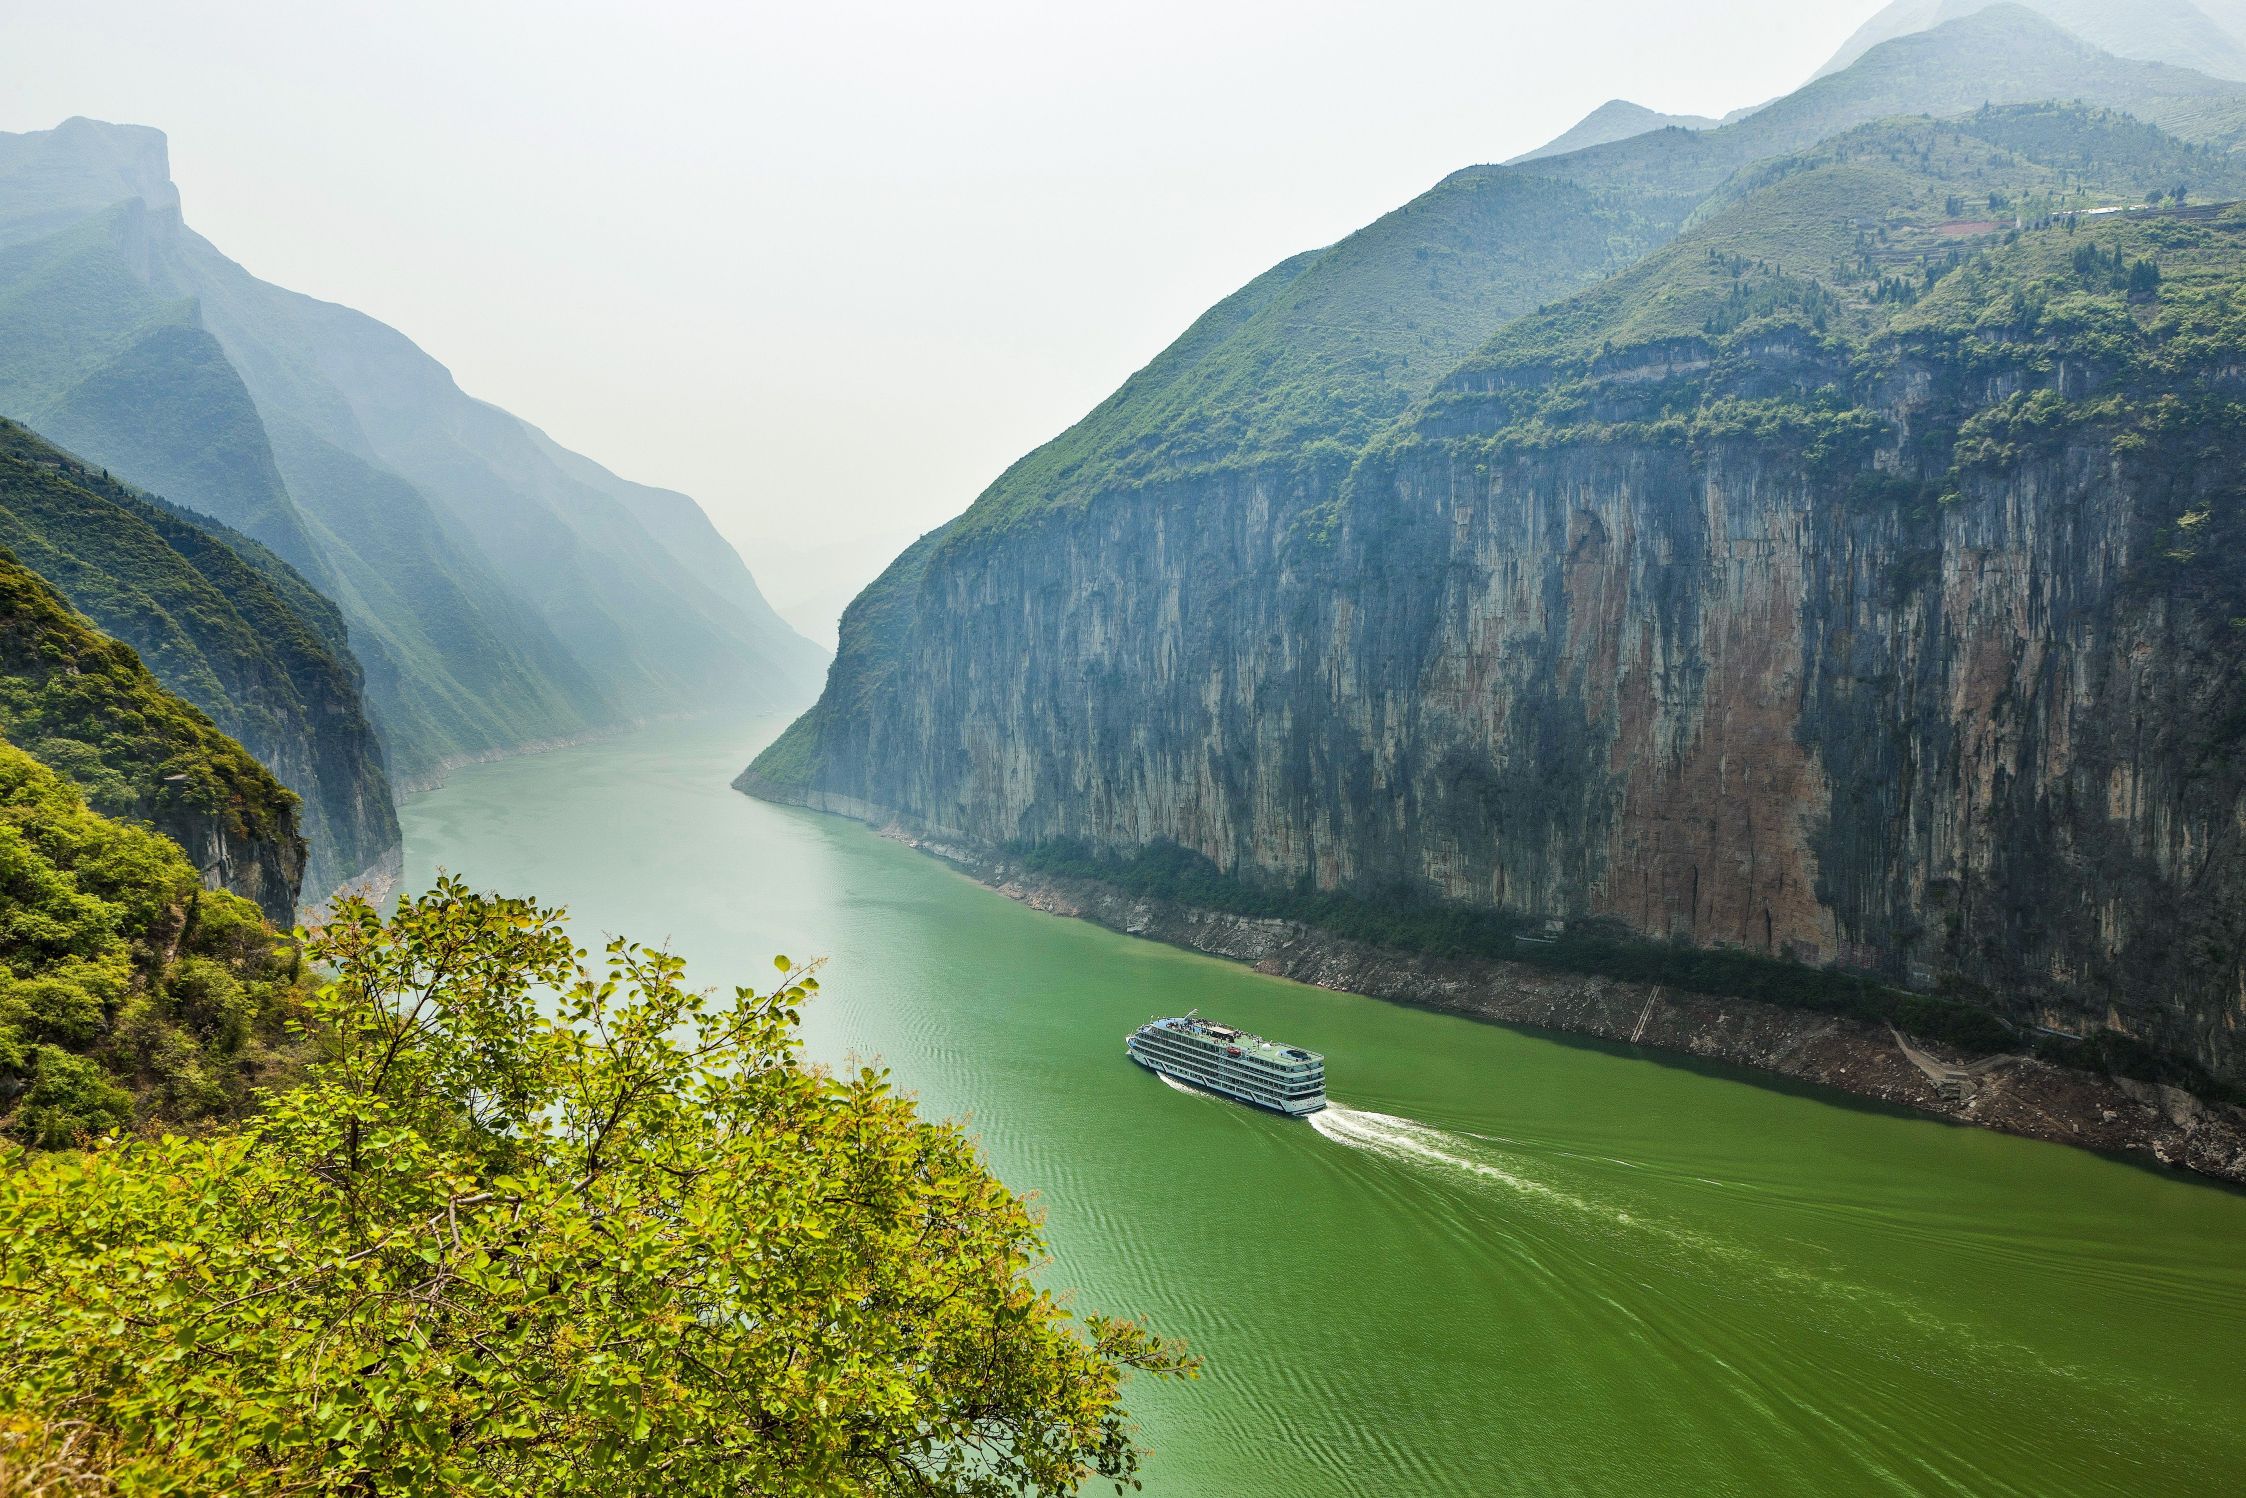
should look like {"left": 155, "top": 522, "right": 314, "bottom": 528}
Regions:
{"left": 836, "top": 818, "right": 2246, "bottom": 1186}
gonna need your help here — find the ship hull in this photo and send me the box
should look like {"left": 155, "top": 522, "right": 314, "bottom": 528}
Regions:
{"left": 1127, "top": 1048, "right": 1326, "bottom": 1116}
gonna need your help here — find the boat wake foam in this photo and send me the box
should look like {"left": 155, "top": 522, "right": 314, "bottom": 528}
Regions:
{"left": 1309, "top": 1103, "right": 1588, "bottom": 1211}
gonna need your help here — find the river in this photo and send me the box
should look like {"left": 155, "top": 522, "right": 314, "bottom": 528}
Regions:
{"left": 401, "top": 714, "right": 2246, "bottom": 1498}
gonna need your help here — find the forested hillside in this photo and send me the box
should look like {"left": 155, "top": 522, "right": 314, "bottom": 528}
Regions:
{"left": 0, "top": 419, "right": 397, "bottom": 899}
{"left": 0, "top": 550, "right": 304, "bottom": 921}
{"left": 0, "top": 741, "right": 305, "bottom": 1148}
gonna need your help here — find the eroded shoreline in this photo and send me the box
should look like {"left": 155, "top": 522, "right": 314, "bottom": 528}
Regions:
{"left": 837, "top": 815, "right": 2246, "bottom": 1186}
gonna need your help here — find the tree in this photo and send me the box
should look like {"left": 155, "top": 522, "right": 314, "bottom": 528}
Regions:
{"left": 0, "top": 879, "right": 1190, "bottom": 1495}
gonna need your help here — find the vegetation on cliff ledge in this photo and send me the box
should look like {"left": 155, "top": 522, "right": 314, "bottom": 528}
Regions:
{"left": 0, "top": 880, "right": 1189, "bottom": 1495}
{"left": 1013, "top": 839, "right": 2020, "bottom": 1055}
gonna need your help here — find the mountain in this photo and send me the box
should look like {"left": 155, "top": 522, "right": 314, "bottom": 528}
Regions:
{"left": 1509, "top": 100, "right": 1724, "bottom": 163}
{"left": 0, "top": 118, "right": 826, "bottom": 785}
{"left": 748, "top": 13, "right": 2246, "bottom": 1100}
{"left": 1819, "top": 0, "right": 2246, "bottom": 83}
{"left": 0, "top": 547, "right": 304, "bottom": 922}
{"left": 0, "top": 418, "right": 397, "bottom": 900}
{"left": 890, "top": 6, "right": 2246, "bottom": 549}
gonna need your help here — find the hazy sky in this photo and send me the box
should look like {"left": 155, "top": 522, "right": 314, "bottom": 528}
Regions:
{"left": 3, "top": 1, "right": 1886, "bottom": 639}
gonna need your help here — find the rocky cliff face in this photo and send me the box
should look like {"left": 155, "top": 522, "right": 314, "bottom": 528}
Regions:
{"left": 750, "top": 214, "right": 2246, "bottom": 1090}
{"left": 145, "top": 793, "right": 305, "bottom": 926}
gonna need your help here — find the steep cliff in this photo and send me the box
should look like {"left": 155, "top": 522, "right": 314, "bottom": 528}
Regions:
{"left": 752, "top": 99, "right": 2246, "bottom": 1100}
{"left": 0, "top": 552, "right": 304, "bottom": 922}
{"left": 0, "top": 419, "right": 398, "bottom": 902}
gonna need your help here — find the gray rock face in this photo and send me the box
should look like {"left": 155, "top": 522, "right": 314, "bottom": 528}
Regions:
{"left": 160, "top": 804, "right": 306, "bottom": 928}
{"left": 750, "top": 334, "right": 2246, "bottom": 1087}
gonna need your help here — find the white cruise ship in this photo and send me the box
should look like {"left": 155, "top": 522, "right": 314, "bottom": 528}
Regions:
{"left": 1126, "top": 1011, "right": 1326, "bottom": 1115}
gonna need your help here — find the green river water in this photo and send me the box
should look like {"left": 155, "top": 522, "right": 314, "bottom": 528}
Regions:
{"left": 401, "top": 715, "right": 2246, "bottom": 1498}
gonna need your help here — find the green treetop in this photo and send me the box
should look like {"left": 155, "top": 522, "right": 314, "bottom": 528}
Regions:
{"left": 0, "top": 878, "right": 1191, "bottom": 1495}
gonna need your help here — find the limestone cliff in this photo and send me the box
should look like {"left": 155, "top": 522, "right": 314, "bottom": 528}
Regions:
{"left": 751, "top": 112, "right": 2246, "bottom": 1097}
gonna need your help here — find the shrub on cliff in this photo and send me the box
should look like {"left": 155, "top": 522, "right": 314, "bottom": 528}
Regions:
{"left": 0, "top": 739, "right": 304, "bottom": 1145}
{"left": 0, "top": 879, "right": 1190, "bottom": 1495}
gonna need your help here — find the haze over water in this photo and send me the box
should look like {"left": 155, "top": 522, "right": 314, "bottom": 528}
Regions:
{"left": 403, "top": 715, "right": 2246, "bottom": 1497}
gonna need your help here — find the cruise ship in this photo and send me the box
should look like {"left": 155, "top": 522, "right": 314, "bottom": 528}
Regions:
{"left": 1126, "top": 1011, "right": 1326, "bottom": 1115}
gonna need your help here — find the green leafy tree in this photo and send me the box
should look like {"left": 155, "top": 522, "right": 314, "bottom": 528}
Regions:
{"left": 0, "top": 879, "right": 1190, "bottom": 1495}
{"left": 0, "top": 739, "right": 305, "bottom": 1143}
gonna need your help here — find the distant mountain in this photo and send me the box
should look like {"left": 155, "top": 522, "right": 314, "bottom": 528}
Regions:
{"left": 0, "top": 119, "right": 826, "bottom": 786}
{"left": 1819, "top": 0, "right": 2246, "bottom": 83}
{"left": 0, "top": 418, "right": 397, "bottom": 900}
{"left": 1508, "top": 100, "right": 1723, "bottom": 163}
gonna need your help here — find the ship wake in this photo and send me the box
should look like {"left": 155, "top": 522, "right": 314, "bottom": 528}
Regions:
{"left": 1309, "top": 1103, "right": 1590, "bottom": 1211}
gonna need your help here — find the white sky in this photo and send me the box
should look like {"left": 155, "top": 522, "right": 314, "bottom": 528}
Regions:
{"left": 1, "top": 0, "right": 1884, "bottom": 640}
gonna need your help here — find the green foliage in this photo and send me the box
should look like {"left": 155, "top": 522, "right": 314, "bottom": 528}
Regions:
{"left": 12, "top": 1047, "right": 131, "bottom": 1150}
{"left": 0, "top": 740, "right": 304, "bottom": 1145}
{"left": 1012, "top": 841, "right": 2016, "bottom": 1056}
{"left": 0, "top": 879, "right": 1191, "bottom": 1495}
{"left": 0, "top": 544, "right": 301, "bottom": 871}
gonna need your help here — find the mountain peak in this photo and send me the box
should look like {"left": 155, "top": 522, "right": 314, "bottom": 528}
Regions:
{"left": 1818, "top": 0, "right": 2246, "bottom": 84}
{"left": 0, "top": 117, "right": 178, "bottom": 242}
{"left": 1509, "top": 98, "right": 1721, "bottom": 164}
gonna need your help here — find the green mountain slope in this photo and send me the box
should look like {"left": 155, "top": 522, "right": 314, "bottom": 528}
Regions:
{"left": 0, "top": 550, "right": 303, "bottom": 922}
{"left": 0, "top": 418, "right": 397, "bottom": 898}
{"left": 0, "top": 739, "right": 304, "bottom": 1147}
{"left": 150, "top": 224, "right": 829, "bottom": 724}
{"left": 1436, "top": 106, "right": 2246, "bottom": 392}
{"left": 763, "top": 2, "right": 2246, "bottom": 797}
{"left": 0, "top": 199, "right": 605, "bottom": 784}
{"left": 930, "top": 6, "right": 2246, "bottom": 545}
{"left": 0, "top": 206, "right": 323, "bottom": 575}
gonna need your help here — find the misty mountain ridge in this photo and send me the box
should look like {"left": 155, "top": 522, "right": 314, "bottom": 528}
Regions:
{"left": 1509, "top": 101, "right": 1727, "bottom": 163}
{"left": 1821, "top": 0, "right": 2246, "bottom": 83}
{"left": 0, "top": 119, "right": 826, "bottom": 787}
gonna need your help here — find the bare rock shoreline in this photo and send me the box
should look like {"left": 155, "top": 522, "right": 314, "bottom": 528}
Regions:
{"left": 880, "top": 830, "right": 2246, "bottom": 1188}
